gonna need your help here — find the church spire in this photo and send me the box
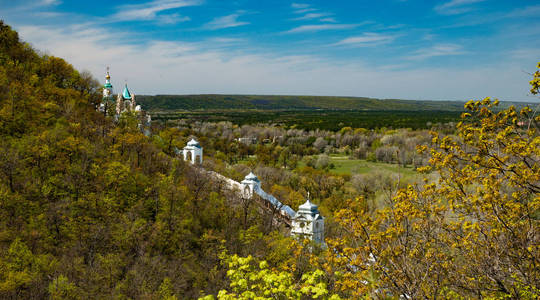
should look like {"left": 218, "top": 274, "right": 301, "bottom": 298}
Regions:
{"left": 103, "top": 67, "right": 113, "bottom": 99}
{"left": 104, "top": 66, "right": 112, "bottom": 89}
{"left": 122, "top": 83, "right": 132, "bottom": 100}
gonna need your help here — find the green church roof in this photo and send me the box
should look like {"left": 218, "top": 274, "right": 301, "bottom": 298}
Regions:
{"left": 122, "top": 84, "right": 132, "bottom": 100}
{"left": 104, "top": 82, "right": 112, "bottom": 88}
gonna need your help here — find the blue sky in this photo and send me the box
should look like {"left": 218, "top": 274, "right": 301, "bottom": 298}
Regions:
{"left": 1, "top": 0, "right": 539, "bottom": 101}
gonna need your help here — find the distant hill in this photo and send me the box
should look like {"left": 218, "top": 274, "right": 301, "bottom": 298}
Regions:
{"left": 136, "top": 94, "right": 532, "bottom": 111}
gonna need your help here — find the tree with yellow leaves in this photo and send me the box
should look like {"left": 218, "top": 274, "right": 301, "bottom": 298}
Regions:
{"left": 327, "top": 64, "right": 540, "bottom": 298}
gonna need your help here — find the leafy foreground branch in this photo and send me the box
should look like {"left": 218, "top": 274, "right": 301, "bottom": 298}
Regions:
{"left": 199, "top": 253, "right": 341, "bottom": 300}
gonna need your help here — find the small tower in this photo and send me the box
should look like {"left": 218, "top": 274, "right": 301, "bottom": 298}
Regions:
{"left": 291, "top": 194, "right": 324, "bottom": 244}
{"left": 241, "top": 172, "right": 261, "bottom": 198}
{"left": 103, "top": 67, "right": 113, "bottom": 98}
{"left": 183, "top": 138, "right": 203, "bottom": 164}
{"left": 101, "top": 67, "right": 114, "bottom": 115}
{"left": 122, "top": 84, "right": 132, "bottom": 111}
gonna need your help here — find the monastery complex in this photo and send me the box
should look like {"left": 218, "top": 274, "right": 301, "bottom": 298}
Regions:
{"left": 100, "top": 69, "right": 324, "bottom": 244}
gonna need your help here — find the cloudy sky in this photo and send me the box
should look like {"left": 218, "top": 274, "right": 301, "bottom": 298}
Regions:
{"left": 1, "top": 0, "right": 539, "bottom": 101}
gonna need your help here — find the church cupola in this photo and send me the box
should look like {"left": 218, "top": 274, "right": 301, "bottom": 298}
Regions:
{"left": 99, "top": 67, "right": 115, "bottom": 116}
{"left": 122, "top": 84, "right": 132, "bottom": 100}
{"left": 118, "top": 83, "right": 137, "bottom": 112}
{"left": 102, "top": 67, "right": 113, "bottom": 99}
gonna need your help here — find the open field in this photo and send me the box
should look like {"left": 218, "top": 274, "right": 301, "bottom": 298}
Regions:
{"left": 288, "top": 154, "right": 420, "bottom": 181}
{"left": 327, "top": 155, "right": 417, "bottom": 177}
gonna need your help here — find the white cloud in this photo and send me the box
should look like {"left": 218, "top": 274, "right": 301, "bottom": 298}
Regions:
{"left": 13, "top": 23, "right": 535, "bottom": 101}
{"left": 203, "top": 13, "right": 249, "bottom": 30}
{"left": 111, "top": 0, "right": 201, "bottom": 22}
{"left": 33, "top": 11, "right": 65, "bottom": 18}
{"left": 209, "top": 37, "right": 245, "bottom": 43}
{"left": 441, "top": 4, "right": 540, "bottom": 28}
{"left": 292, "top": 13, "right": 331, "bottom": 21}
{"left": 289, "top": 3, "right": 340, "bottom": 28}
{"left": 291, "top": 3, "right": 310, "bottom": 9}
{"left": 503, "top": 4, "right": 540, "bottom": 18}
{"left": 320, "top": 17, "right": 337, "bottom": 23}
{"left": 294, "top": 8, "right": 318, "bottom": 14}
{"left": 285, "top": 23, "right": 358, "bottom": 33}
{"left": 4, "top": 0, "right": 62, "bottom": 11}
{"left": 41, "top": 0, "right": 61, "bottom": 6}
{"left": 407, "top": 44, "right": 466, "bottom": 60}
{"left": 291, "top": 4, "right": 320, "bottom": 17}
{"left": 334, "top": 33, "right": 396, "bottom": 47}
{"left": 435, "top": 0, "right": 486, "bottom": 15}
{"left": 157, "top": 13, "right": 191, "bottom": 25}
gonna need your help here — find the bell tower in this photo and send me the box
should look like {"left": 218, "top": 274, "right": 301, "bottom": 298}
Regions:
{"left": 102, "top": 67, "right": 114, "bottom": 115}
{"left": 291, "top": 193, "right": 324, "bottom": 244}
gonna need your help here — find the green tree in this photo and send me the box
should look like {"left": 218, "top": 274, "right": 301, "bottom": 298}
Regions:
{"left": 200, "top": 254, "right": 341, "bottom": 300}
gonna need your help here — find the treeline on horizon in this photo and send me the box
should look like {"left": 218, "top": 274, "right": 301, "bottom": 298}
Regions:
{"left": 139, "top": 94, "right": 533, "bottom": 131}
{"left": 136, "top": 94, "right": 532, "bottom": 111}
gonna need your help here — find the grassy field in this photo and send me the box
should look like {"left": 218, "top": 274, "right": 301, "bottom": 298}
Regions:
{"left": 294, "top": 155, "right": 419, "bottom": 181}
{"left": 329, "top": 155, "right": 416, "bottom": 176}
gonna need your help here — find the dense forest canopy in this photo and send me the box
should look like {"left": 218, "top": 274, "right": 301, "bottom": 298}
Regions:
{"left": 0, "top": 20, "right": 283, "bottom": 298}
{"left": 152, "top": 109, "right": 464, "bottom": 131}
{"left": 0, "top": 20, "right": 538, "bottom": 299}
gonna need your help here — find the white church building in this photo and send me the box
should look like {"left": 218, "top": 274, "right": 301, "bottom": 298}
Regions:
{"left": 99, "top": 68, "right": 152, "bottom": 136}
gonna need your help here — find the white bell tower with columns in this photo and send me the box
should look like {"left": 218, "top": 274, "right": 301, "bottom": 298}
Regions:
{"left": 291, "top": 193, "right": 324, "bottom": 244}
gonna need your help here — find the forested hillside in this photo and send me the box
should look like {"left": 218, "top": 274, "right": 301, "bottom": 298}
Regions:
{"left": 137, "top": 94, "right": 468, "bottom": 111}
{"left": 0, "top": 21, "right": 294, "bottom": 298}
{"left": 136, "top": 94, "right": 532, "bottom": 111}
